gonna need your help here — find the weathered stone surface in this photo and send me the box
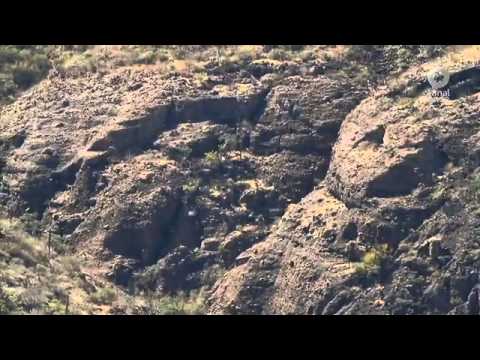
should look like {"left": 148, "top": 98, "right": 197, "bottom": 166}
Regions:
{"left": 208, "top": 61, "right": 480, "bottom": 314}
{"left": 6, "top": 46, "right": 480, "bottom": 314}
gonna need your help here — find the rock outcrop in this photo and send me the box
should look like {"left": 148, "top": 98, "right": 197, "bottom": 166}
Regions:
{"left": 208, "top": 60, "right": 480, "bottom": 314}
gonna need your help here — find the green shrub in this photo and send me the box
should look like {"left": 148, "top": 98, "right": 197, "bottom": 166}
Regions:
{"left": 0, "top": 46, "right": 21, "bottom": 63}
{"left": 200, "top": 264, "right": 225, "bottom": 287}
{"left": 19, "top": 212, "right": 41, "bottom": 236}
{"left": 204, "top": 151, "right": 222, "bottom": 167}
{"left": 265, "top": 45, "right": 304, "bottom": 53}
{"left": 0, "top": 45, "right": 54, "bottom": 104}
{"left": 182, "top": 178, "right": 201, "bottom": 194}
{"left": 418, "top": 45, "right": 446, "bottom": 59}
{"left": 44, "top": 298, "right": 67, "bottom": 315}
{"left": 134, "top": 50, "right": 157, "bottom": 65}
{"left": 89, "top": 287, "right": 117, "bottom": 305}
{"left": 269, "top": 49, "right": 291, "bottom": 61}
{"left": 0, "top": 73, "right": 16, "bottom": 98}
{"left": 13, "top": 67, "right": 36, "bottom": 87}
{"left": 0, "top": 45, "right": 93, "bottom": 105}
{"left": 18, "top": 287, "right": 47, "bottom": 312}
{"left": 167, "top": 146, "right": 192, "bottom": 162}
{"left": 218, "top": 242, "right": 229, "bottom": 258}
{"left": 471, "top": 175, "right": 480, "bottom": 194}
{"left": 50, "top": 233, "right": 72, "bottom": 256}
{"left": 345, "top": 45, "right": 378, "bottom": 62}
{"left": 59, "top": 255, "right": 81, "bottom": 275}
{"left": 141, "top": 292, "right": 205, "bottom": 315}
{"left": 170, "top": 47, "right": 188, "bottom": 60}
{"left": 355, "top": 244, "right": 389, "bottom": 276}
{"left": 0, "top": 289, "right": 17, "bottom": 314}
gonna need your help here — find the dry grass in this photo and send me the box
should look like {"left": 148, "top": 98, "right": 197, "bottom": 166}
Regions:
{"left": 0, "top": 216, "right": 120, "bottom": 314}
{"left": 415, "top": 45, "right": 480, "bottom": 75}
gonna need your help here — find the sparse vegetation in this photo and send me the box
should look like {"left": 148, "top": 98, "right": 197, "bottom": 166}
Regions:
{"left": 0, "top": 216, "right": 125, "bottom": 314}
{"left": 0, "top": 46, "right": 95, "bottom": 106}
{"left": 0, "top": 45, "right": 365, "bottom": 108}
{"left": 1, "top": 45, "right": 476, "bottom": 315}
{"left": 139, "top": 291, "right": 206, "bottom": 315}
{"left": 470, "top": 174, "right": 480, "bottom": 195}
{"left": 204, "top": 150, "right": 222, "bottom": 168}
{"left": 89, "top": 287, "right": 117, "bottom": 305}
{"left": 0, "top": 46, "right": 53, "bottom": 103}
{"left": 355, "top": 244, "right": 390, "bottom": 276}
{"left": 182, "top": 178, "right": 202, "bottom": 194}
{"left": 0, "top": 288, "right": 17, "bottom": 314}
{"left": 268, "top": 48, "right": 297, "bottom": 61}
{"left": 167, "top": 146, "right": 192, "bottom": 163}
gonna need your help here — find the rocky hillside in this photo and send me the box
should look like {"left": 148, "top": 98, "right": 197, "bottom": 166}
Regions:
{"left": 1, "top": 45, "right": 480, "bottom": 315}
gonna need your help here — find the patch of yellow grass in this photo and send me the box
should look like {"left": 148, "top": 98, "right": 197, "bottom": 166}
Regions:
{"left": 236, "top": 179, "right": 273, "bottom": 191}
{"left": 0, "top": 218, "right": 43, "bottom": 253}
{"left": 213, "top": 83, "right": 256, "bottom": 97}
{"left": 193, "top": 72, "right": 210, "bottom": 87}
{"left": 237, "top": 45, "right": 263, "bottom": 54}
{"left": 171, "top": 59, "right": 205, "bottom": 74}
{"left": 228, "top": 45, "right": 263, "bottom": 62}
{"left": 209, "top": 185, "right": 224, "bottom": 199}
{"left": 422, "top": 45, "right": 480, "bottom": 73}
{"left": 62, "top": 52, "right": 93, "bottom": 68}
{"left": 251, "top": 58, "right": 283, "bottom": 66}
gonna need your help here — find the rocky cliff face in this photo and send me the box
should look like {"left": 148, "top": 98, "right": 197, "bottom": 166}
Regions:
{"left": 2, "top": 45, "right": 480, "bottom": 314}
{"left": 209, "top": 47, "right": 480, "bottom": 314}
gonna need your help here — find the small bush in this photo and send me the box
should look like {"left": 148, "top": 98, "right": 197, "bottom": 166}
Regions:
{"left": 167, "top": 146, "right": 192, "bottom": 162}
{"left": 182, "top": 178, "right": 201, "bottom": 194}
{"left": 355, "top": 244, "right": 389, "bottom": 276}
{"left": 265, "top": 45, "right": 304, "bottom": 53}
{"left": 269, "top": 49, "right": 291, "bottom": 61}
{"left": 345, "top": 45, "right": 377, "bottom": 62}
{"left": 19, "top": 212, "right": 41, "bottom": 236}
{"left": 204, "top": 151, "right": 222, "bottom": 167}
{"left": 418, "top": 45, "right": 446, "bottom": 59}
{"left": 89, "top": 287, "right": 117, "bottom": 305}
{"left": 50, "top": 233, "right": 72, "bottom": 256}
{"left": 200, "top": 264, "right": 225, "bottom": 287}
{"left": 0, "top": 46, "right": 52, "bottom": 95}
{"left": 170, "top": 47, "right": 188, "bottom": 60}
{"left": 471, "top": 175, "right": 480, "bottom": 194}
{"left": 18, "top": 287, "right": 47, "bottom": 312}
{"left": 59, "top": 256, "right": 81, "bottom": 275}
{"left": 141, "top": 292, "right": 205, "bottom": 315}
{"left": 12, "top": 66, "right": 37, "bottom": 87}
{"left": 133, "top": 50, "right": 157, "bottom": 65}
{"left": 44, "top": 298, "right": 67, "bottom": 315}
{"left": 0, "top": 289, "right": 17, "bottom": 314}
